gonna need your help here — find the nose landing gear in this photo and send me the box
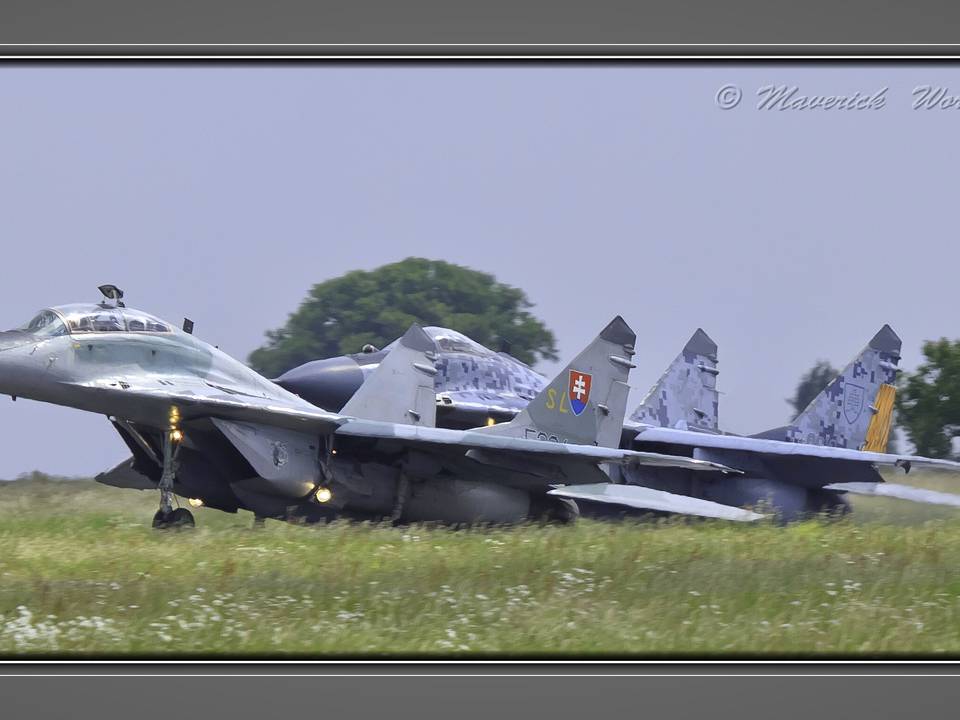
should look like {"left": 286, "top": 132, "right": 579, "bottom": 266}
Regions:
{"left": 151, "top": 427, "right": 195, "bottom": 530}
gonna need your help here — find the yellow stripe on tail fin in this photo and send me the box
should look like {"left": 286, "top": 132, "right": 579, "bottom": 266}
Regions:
{"left": 863, "top": 383, "right": 896, "bottom": 452}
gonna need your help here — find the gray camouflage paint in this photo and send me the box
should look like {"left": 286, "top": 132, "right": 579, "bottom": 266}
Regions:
{"left": 481, "top": 315, "right": 635, "bottom": 448}
{"left": 629, "top": 328, "right": 720, "bottom": 431}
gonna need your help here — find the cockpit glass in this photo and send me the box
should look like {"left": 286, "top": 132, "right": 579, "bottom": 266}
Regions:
{"left": 120, "top": 309, "right": 171, "bottom": 333}
{"left": 425, "top": 327, "right": 493, "bottom": 356}
{"left": 64, "top": 308, "right": 124, "bottom": 333}
{"left": 362, "top": 327, "right": 492, "bottom": 357}
{"left": 48, "top": 304, "right": 174, "bottom": 334}
{"left": 18, "top": 310, "right": 67, "bottom": 337}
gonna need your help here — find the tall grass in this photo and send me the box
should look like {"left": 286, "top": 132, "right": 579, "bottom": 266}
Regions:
{"left": 2, "top": 472, "right": 960, "bottom": 656}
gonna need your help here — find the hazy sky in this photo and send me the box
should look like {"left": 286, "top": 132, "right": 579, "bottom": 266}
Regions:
{"left": 0, "top": 64, "right": 958, "bottom": 478}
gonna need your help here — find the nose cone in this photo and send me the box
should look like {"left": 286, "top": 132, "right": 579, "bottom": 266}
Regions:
{"left": 274, "top": 356, "right": 366, "bottom": 412}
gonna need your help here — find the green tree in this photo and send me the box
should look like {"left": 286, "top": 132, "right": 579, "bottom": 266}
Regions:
{"left": 896, "top": 338, "right": 960, "bottom": 458}
{"left": 788, "top": 360, "right": 838, "bottom": 419}
{"left": 249, "top": 258, "right": 558, "bottom": 377}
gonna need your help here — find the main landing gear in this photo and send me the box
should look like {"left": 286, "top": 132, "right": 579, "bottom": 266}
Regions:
{"left": 152, "top": 507, "right": 196, "bottom": 529}
{"left": 152, "top": 427, "right": 195, "bottom": 530}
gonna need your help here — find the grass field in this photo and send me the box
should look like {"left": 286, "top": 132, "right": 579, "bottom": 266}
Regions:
{"left": 3, "top": 472, "right": 960, "bottom": 657}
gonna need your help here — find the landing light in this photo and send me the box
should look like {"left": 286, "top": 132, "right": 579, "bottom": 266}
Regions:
{"left": 188, "top": 498, "right": 204, "bottom": 508}
{"left": 486, "top": 417, "right": 496, "bottom": 426}
{"left": 170, "top": 429, "right": 183, "bottom": 442}
{"left": 315, "top": 487, "right": 333, "bottom": 504}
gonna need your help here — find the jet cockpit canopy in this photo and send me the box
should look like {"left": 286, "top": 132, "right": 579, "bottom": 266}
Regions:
{"left": 18, "top": 304, "right": 174, "bottom": 336}
{"left": 380, "top": 326, "right": 495, "bottom": 357}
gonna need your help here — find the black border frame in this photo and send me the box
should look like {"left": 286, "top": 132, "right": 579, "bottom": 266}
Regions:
{"left": 3, "top": 3, "right": 960, "bottom": 714}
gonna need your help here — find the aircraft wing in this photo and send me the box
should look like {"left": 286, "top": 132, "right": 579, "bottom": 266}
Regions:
{"left": 547, "top": 484, "right": 763, "bottom": 522}
{"left": 333, "top": 421, "right": 757, "bottom": 521}
{"left": 65, "top": 378, "right": 346, "bottom": 434}
{"left": 70, "top": 367, "right": 739, "bottom": 478}
{"left": 87, "top": 383, "right": 752, "bottom": 520}
{"left": 632, "top": 426, "right": 960, "bottom": 472}
{"left": 336, "top": 419, "right": 742, "bottom": 474}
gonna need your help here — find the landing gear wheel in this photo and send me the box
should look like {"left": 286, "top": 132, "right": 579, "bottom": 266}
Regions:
{"left": 529, "top": 496, "right": 580, "bottom": 524}
{"left": 547, "top": 498, "right": 580, "bottom": 524}
{"left": 152, "top": 509, "right": 170, "bottom": 529}
{"left": 806, "top": 489, "right": 852, "bottom": 520}
{"left": 152, "top": 508, "right": 195, "bottom": 529}
{"left": 167, "top": 508, "right": 195, "bottom": 529}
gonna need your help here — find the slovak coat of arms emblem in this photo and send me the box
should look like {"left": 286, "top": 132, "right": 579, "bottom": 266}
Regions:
{"left": 567, "top": 370, "right": 592, "bottom": 416}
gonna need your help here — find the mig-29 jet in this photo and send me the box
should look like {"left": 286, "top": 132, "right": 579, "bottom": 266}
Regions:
{"left": 284, "top": 323, "right": 960, "bottom": 520}
{"left": 275, "top": 326, "right": 548, "bottom": 429}
{"left": 624, "top": 325, "right": 960, "bottom": 519}
{"left": 0, "top": 286, "right": 760, "bottom": 528}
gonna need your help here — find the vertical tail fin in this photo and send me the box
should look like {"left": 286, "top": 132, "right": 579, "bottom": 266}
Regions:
{"left": 629, "top": 328, "right": 719, "bottom": 431}
{"left": 341, "top": 324, "right": 438, "bottom": 427}
{"left": 783, "top": 324, "right": 901, "bottom": 450}
{"left": 480, "top": 316, "right": 636, "bottom": 448}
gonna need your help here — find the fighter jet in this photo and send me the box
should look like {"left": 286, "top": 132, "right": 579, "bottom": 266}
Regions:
{"left": 623, "top": 325, "right": 960, "bottom": 519}
{"left": 283, "top": 323, "right": 960, "bottom": 520}
{"left": 275, "top": 326, "right": 547, "bottom": 429}
{"left": 0, "top": 286, "right": 760, "bottom": 528}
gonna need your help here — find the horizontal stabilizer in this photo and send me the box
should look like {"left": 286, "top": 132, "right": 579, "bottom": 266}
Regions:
{"left": 547, "top": 483, "right": 764, "bottom": 522}
{"left": 825, "top": 482, "right": 960, "bottom": 508}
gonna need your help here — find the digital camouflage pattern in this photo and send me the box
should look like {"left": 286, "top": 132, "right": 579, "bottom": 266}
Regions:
{"left": 755, "top": 325, "right": 902, "bottom": 449}
{"left": 629, "top": 328, "right": 720, "bottom": 432}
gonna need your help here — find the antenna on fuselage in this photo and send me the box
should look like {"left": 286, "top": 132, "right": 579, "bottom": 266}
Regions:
{"left": 98, "top": 284, "right": 125, "bottom": 308}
